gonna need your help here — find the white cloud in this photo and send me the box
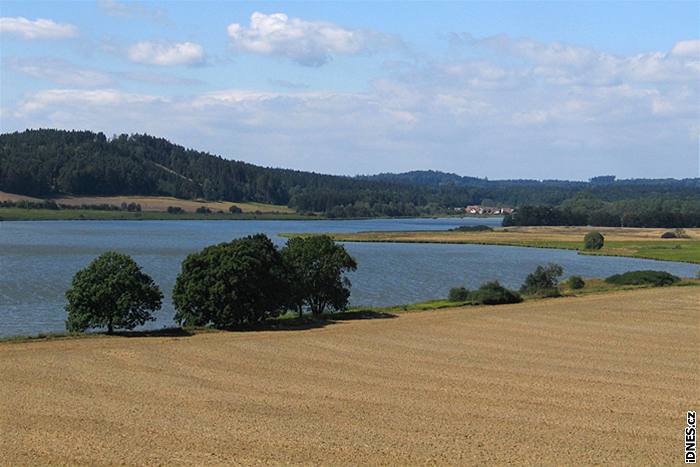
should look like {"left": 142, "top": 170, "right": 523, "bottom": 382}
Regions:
{"left": 227, "top": 12, "right": 397, "bottom": 66}
{"left": 671, "top": 39, "right": 700, "bottom": 57}
{"left": 127, "top": 41, "right": 205, "bottom": 66}
{"left": 0, "top": 17, "right": 78, "bottom": 40}
{"left": 4, "top": 58, "right": 114, "bottom": 87}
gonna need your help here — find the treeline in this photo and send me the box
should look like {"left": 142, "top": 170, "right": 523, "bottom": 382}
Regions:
{"left": 1, "top": 199, "right": 142, "bottom": 212}
{"left": 2, "top": 129, "right": 698, "bottom": 219}
{"left": 361, "top": 170, "right": 700, "bottom": 207}
{"left": 503, "top": 198, "right": 700, "bottom": 228}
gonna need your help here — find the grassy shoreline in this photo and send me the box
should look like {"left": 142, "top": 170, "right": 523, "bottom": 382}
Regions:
{"left": 3, "top": 278, "right": 697, "bottom": 343}
{"left": 0, "top": 207, "right": 319, "bottom": 221}
{"left": 283, "top": 227, "right": 700, "bottom": 264}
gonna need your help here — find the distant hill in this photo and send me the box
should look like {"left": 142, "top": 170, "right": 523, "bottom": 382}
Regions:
{"left": 360, "top": 169, "right": 698, "bottom": 190}
{"left": 358, "top": 170, "right": 484, "bottom": 187}
{"left": 1, "top": 129, "right": 698, "bottom": 218}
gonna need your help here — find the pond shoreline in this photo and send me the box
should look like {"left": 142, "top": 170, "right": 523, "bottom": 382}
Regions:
{"left": 285, "top": 226, "right": 700, "bottom": 264}
{"left": 3, "top": 218, "right": 697, "bottom": 338}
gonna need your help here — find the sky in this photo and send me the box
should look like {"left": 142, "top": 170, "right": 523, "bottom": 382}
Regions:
{"left": 0, "top": 1, "right": 698, "bottom": 180}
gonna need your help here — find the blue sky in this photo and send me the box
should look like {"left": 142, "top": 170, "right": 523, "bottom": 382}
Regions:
{"left": 1, "top": 1, "right": 698, "bottom": 179}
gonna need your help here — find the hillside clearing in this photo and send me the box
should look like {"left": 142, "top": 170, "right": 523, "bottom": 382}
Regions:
{"left": 1, "top": 286, "right": 697, "bottom": 465}
{"left": 0, "top": 191, "right": 294, "bottom": 214}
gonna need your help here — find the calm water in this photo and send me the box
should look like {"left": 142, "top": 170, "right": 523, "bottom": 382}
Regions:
{"left": 1, "top": 217, "right": 697, "bottom": 337}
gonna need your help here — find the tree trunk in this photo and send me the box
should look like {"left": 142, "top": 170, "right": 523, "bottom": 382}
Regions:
{"left": 107, "top": 318, "right": 113, "bottom": 334}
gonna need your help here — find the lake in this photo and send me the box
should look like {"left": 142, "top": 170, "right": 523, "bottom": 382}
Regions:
{"left": 1, "top": 217, "right": 697, "bottom": 337}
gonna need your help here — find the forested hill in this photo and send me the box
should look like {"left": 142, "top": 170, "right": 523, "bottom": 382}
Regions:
{"left": 1, "top": 129, "right": 699, "bottom": 218}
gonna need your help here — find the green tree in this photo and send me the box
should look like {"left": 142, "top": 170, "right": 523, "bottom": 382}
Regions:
{"left": 65, "top": 252, "right": 162, "bottom": 333}
{"left": 281, "top": 235, "right": 358, "bottom": 316}
{"left": 172, "top": 234, "right": 287, "bottom": 328}
{"left": 448, "top": 286, "right": 470, "bottom": 302}
{"left": 520, "top": 263, "right": 564, "bottom": 296}
{"left": 583, "top": 231, "right": 605, "bottom": 250}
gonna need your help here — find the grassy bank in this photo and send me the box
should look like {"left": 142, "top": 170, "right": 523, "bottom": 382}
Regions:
{"left": 0, "top": 207, "right": 319, "bottom": 221}
{"left": 5, "top": 277, "right": 697, "bottom": 343}
{"left": 284, "top": 226, "right": 700, "bottom": 264}
{"left": 350, "top": 277, "right": 700, "bottom": 313}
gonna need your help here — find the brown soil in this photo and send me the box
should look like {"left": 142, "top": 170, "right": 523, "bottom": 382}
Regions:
{"left": 1, "top": 287, "right": 698, "bottom": 465}
{"left": 0, "top": 191, "right": 41, "bottom": 202}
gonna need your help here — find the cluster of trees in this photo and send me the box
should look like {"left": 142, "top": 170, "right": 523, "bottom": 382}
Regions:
{"left": 448, "top": 262, "right": 567, "bottom": 303}
{"left": 447, "top": 281, "right": 523, "bottom": 305}
{"left": 0, "top": 199, "right": 141, "bottom": 212}
{"left": 0, "top": 200, "right": 62, "bottom": 210}
{"left": 3, "top": 129, "right": 698, "bottom": 220}
{"left": 64, "top": 234, "right": 357, "bottom": 333}
{"left": 448, "top": 264, "right": 684, "bottom": 305}
{"left": 166, "top": 205, "right": 243, "bottom": 215}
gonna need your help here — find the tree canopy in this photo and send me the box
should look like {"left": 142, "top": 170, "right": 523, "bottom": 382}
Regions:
{"left": 65, "top": 252, "right": 163, "bottom": 333}
{"left": 282, "top": 235, "right": 357, "bottom": 316}
{"left": 172, "top": 234, "right": 288, "bottom": 328}
{"left": 520, "top": 263, "right": 564, "bottom": 296}
{"left": 584, "top": 232, "right": 605, "bottom": 250}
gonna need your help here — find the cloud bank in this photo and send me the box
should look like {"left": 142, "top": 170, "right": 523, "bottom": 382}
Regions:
{"left": 1, "top": 21, "right": 697, "bottom": 178}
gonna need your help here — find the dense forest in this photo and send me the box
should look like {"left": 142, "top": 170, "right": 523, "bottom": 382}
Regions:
{"left": 1, "top": 129, "right": 699, "bottom": 223}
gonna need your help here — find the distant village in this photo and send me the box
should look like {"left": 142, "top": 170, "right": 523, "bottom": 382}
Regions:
{"left": 455, "top": 205, "right": 514, "bottom": 215}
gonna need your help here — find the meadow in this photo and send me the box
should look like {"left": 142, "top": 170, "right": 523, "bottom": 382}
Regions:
{"left": 306, "top": 226, "right": 700, "bottom": 263}
{"left": 1, "top": 286, "right": 697, "bottom": 464}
